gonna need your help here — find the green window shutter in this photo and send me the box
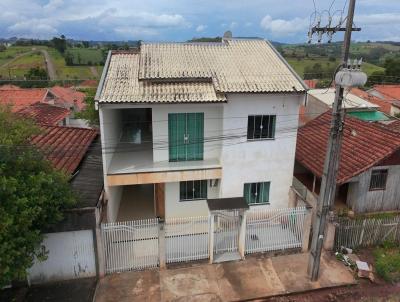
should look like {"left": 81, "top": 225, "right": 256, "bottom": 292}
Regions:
{"left": 244, "top": 182, "right": 270, "bottom": 205}
{"left": 186, "top": 113, "right": 204, "bottom": 160}
{"left": 261, "top": 182, "right": 270, "bottom": 203}
{"left": 168, "top": 113, "right": 186, "bottom": 161}
{"left": 168, "top": 113, "right": 177, "bottom": 161}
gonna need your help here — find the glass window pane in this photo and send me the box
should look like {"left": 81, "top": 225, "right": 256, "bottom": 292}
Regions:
{"left": 247, "top": 116, "right": 255, "bottom": 139}
{"left": 253, "top": 116, "right": 262, "bottom": 139}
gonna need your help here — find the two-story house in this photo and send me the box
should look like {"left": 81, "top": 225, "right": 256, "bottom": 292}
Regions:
{"left": 95, "top": 35, "right": 306, "bottom": 222}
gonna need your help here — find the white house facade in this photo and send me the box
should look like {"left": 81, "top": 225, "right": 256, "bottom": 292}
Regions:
{"left": 95, "top": 37, "right": 307, "bottom": 222}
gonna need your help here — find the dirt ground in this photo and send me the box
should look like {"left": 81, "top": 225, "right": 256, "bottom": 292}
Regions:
{"left": 0, "top": 277, "right": 97, "bottom": 302}
{"left": 262, "top": 248, "right": 400, "bottom": 302}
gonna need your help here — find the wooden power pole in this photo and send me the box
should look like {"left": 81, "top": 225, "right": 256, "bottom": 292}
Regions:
{"left": 307, "top": 0, "right": 359, "bottom": 281}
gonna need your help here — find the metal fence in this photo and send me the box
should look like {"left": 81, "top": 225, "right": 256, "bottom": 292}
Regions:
{"left": 334, "top": 215, "right": 400, "bottom": 250}
{"left": 165, "top": 216, "right": 209, "bottom": 263}
{"left": 245, "top": 207, "right": 307, "bottom": 254}
{"left": 101, "top": 218, "right": 159, "bottom": 274}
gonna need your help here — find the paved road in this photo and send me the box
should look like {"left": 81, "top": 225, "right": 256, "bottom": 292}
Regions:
{"left": 40, "top": 49, "right": 57, "bottom": 80}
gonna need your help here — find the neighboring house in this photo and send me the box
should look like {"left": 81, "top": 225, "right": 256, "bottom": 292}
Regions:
{"left": 351, "top": 87, "right": 393, "bottom": 115}
{"left": 27, "top": 125, "right": 104, "bottom": 283}
{"left": 295, "top": 111, "right": 400, "bottom": 214}
{"left": 304, "top": 79, "right": 318, "bottom": 89}
{"left": 0, "top": 85, "right": 90, "bottom": 127}
{"left": 48, "top": 86, "right": 88, "bottom": 127}
{"left": 17, "top": 102, "right": 70, "bottom": 126}
{"left": 302, "top": 88, "right": 388, "bottom": 124}
{"left": 95, "top": 37, "right": 306, "bottom": 222}
{"left": 367, "top": 84, "right": 400, "bottom": 116}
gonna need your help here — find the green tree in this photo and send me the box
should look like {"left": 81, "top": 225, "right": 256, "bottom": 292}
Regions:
{"left": 75, "top": 93, "right": 99, "bottom": 127}
{"left": 0, "top": 107, "right": 76, "bottom": 287}
{"left": 384, "top": 57, "right": 400, "bottom": 82}
{"left": 51, "top": 35, "right": 67, "bottom": 54}
{"left": 25, "top": 67, "right": 48, "bottom": 80}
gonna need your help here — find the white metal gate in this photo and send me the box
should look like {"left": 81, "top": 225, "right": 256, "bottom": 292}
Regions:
{"left": 101, "top": 218, "right": 159, "bottom": 274}
{"left": 214, "top": 210, "right": 241, "bottom": 255}
{"left": 165, "top": 216, "right": 209, "bottom": 263}
{"left": 245, "top": 207, "right": 307, "bottom": 254}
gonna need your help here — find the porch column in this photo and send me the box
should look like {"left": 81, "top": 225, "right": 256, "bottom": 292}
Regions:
{"left": 209, "top": 214, "right": 215, "bottom": 263}
{"left": 238, "top": 210, "right": 247, "bottom": 259}
{"left": 301, "top": 207, "right": 313, "bottom": 252}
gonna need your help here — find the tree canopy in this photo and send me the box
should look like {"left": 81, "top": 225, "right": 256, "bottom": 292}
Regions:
{"left": 0, "top": 107, "right": 76, "bottom": 287}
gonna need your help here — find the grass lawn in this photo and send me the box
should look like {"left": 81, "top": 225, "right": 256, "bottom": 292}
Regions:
{"left": 66, "top": 48, "right": 104, "bottom": 65}
{"left": 0, "top": 51, "right": 45, "bottom": 79}
{"left": 47, "top": 48, "right": 99, "bottom": 80}
{"left": 0, "top": 46, "right": 37, "bottom": 67}
{"left": 374, "top": 242, "right": 400, "bottom": 283}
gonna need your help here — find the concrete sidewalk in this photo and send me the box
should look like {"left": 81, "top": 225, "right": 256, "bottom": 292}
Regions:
{"left": 95, "top": 252, "right": 356, "bottom": 302}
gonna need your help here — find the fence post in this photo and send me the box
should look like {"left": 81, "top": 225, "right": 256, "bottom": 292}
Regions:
{"left": 96, "top": 225, "right": 106, "bottom": 278}
{"left": 302, "top": 207, "right": 313, "bottom": 252}
{"left": 323, "top": 213, "right": 336, "bottom": 251}
{"left": 158, "top": 219, "right": 166, "bottom": 269}
{"left": 238, "top": 210, "right": 247, "bottom": 259}
{"left": 209, "top": 214, "right": 214, "bottom": 264}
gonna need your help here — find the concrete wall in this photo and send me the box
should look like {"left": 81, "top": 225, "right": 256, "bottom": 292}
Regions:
{"left": 347, "top": 165, "right": 400, "bottom": 213}
{"left": 164, "top": 180, "right": 219, "bottom": 218}
{"left": 220, "top": 93, "right": 303, "bottom": 209}
{"left": 28, "top": 230, "right": 96, "bottom": 284}
{"left": 106, "top": 186, "right": 123, "bottom": 222}
{"left": 304, "top": 94, "right": 329, "bottom": 121}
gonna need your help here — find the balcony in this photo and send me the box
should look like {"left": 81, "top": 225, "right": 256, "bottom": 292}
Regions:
{"left": 107, "top": 142, "right": 221, "bottom": 186}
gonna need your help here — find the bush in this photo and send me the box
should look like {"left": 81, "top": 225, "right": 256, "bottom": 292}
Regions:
{"left": 373, "top": 243, "right": 400, "bottom": 283}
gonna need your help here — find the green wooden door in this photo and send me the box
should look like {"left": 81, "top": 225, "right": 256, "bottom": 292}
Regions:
{"left": 168, "top": 113, "right": 204, "bottom": 161}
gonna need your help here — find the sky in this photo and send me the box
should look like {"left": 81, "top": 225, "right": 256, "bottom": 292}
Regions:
{"left": 1, "top": 0, "right": 400, "bottom": 43}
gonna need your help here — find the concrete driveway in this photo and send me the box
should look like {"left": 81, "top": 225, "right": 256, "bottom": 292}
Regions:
{"left": 95, "top": 252, "right": 355, "bottom": 302}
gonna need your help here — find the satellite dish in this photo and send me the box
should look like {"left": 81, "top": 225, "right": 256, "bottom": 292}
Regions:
{"left": 223, "top": 31, "right": 232, "bottom": 40}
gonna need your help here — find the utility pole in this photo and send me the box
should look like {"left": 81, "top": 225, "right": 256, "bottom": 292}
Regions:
{"left": 307, "top": 0, "right": 359, "bottom": 281}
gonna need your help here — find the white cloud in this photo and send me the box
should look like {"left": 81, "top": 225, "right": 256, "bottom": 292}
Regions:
{"left": 196, "top": 24, "right": 207, "bottom": 32}
{"left": 356, "top": 13, "right": 400, "bottom": 25}
{"left": 245, "top": 22, "right": 253, "bottom": 27}
{"left": 8, "top": 19, "right": 58, "bottom": 38}
{"left": 260, "top": 15, "right": 308, "bottom": 36}
{"left": 229, "top": 21, "right": 238, "bottom": 29}
{"left": 43, "top": 0, "right": 64, "bottom": 11}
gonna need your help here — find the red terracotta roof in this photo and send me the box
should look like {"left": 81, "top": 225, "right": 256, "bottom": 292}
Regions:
{"left": 30, "top": 126, "right": 98, "bottom": 174}
{"left": 379, "top": 119, "right": 400, "bottom": 133}
{"left": 350, "top": 88, "right": 392, "bottom": 114}
{"left": 0, "top": 84, "right": 21, "bottom": 90}
{"left": 304, "top": 80, "right": 317, "bottom": 89}
{"left": 49, "top": 86, "right": 86, "bottom": 111}
{"left": 373, "top": 85, "right": 400, "bottom": 101}
{"left": 0, "top": 88, "right": 48, "bottom": 112}
{"left": 296, "top": 111, "right": 400, "bottom": 184}
{"left": 79, "top": 79, "right": 98, "bottom": 87}
{"left": 17, "top": 103, "right": 70, "bottom": 126}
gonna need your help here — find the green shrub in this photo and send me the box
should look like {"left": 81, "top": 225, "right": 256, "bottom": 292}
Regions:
{"left": 373, "top": 244, "right": 400, "bottom": 282}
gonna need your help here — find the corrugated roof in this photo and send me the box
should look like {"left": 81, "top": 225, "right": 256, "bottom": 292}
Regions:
{"left": 17, "top": 103, "right": 70, "bottom": 126}
{"left": 98, "top": 39, "right": 305, "bottom": 103}
{"left": 296, "top": 111, "right": 400, "bottom": 184}
{"left": 350, "top": 88, "right": 392, "bottom": 115}
{"left": 100, "top": 53, "right": 226, "bottom": 103}
{"left": 30, "top": 126, "right": 98, "bottom": 174}
{"left": 308, "top": 88, "right": 379, "bottom": 109}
